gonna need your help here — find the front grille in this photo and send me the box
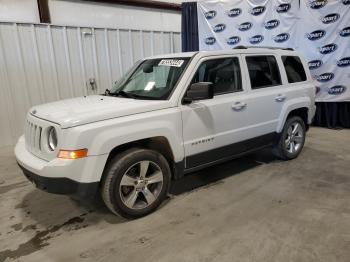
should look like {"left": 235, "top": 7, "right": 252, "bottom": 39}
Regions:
{"left": 25, "top": 119, "right": 43, "bottom": 154}
{"left": 24, "top": 114, "right": 59, "bottom": 161}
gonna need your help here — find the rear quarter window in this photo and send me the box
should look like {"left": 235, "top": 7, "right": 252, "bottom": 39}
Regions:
{"left": 282, "top": 56, "right": 307, "bottom": 83}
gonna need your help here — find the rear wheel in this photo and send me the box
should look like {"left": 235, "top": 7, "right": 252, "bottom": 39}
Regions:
{"left": 273, "top": 116, "right": 306, "bottom": 160}
{"left": 101, "top": 148, "right": 171, "bottom": 219}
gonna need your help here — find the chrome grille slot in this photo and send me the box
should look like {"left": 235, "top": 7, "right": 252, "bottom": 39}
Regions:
{"left": 38, "top": 127, "right": 42, "bottom": 151}
{"left": 25, "top": 119, "right": 43, "bottom": 155}
{"left": 30, "top": 124, "right": 35, "bottom": 152}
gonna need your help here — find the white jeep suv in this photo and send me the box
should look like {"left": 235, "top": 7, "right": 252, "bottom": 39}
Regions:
{"left": 15, "top": 47, "right": 316, "bottom": 218}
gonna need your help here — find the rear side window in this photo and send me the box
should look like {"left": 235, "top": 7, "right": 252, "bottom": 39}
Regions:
{"left": 191, "top": 57, "right": 242, "bottom": 95}
{"left": 282, "top": 56, "right": 307, "bottom": 83}
{"left": 246, "top": 56, "right": 281, "bottom": 89}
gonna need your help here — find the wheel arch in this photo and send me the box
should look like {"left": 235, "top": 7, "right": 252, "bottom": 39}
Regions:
{"left": 100, "top": 136, "right": 179, "bottom": 184}
{"left": 286, "top": 108, "right": 308, "bottom": 128}
{"left": 106, "top": 136, "right": 175, "bottom": 164}
{"left": 277, "top": 98, "right": 312, "bottom": 133}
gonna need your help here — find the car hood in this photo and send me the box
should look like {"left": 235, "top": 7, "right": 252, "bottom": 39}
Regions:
{"left": 30, "top": 95, "right": 171, "bottom": 128}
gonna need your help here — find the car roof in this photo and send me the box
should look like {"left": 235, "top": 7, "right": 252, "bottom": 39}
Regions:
{"left": 144, "top": 47, "right": 299, "bottom": 60}
{"left": 145, "top": 52, "right": 197, "bottom": 59}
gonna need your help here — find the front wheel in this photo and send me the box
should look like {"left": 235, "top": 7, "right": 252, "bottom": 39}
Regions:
{"left": 101, "top": 148, "right": 171, "bottom": 219}
{"left": 273, "top": 116, "right": 306, "bottom": 160}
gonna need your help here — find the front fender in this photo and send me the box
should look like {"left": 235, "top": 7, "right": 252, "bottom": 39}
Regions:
{"left": 277, "top": 97, "right": 312, "bottom": 133}
{"left": 91, "top": 121, "right": 183, "bottom": 161}
{"left": 72, "top": 108, "right": 185, "bottom": 162}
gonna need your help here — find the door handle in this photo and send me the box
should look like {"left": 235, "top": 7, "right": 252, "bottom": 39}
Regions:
{"left": 275, "top": 94, "right": 286, "bottom": 102}
{"left": 232, "top": 102, "right": 247, "bottom": 111}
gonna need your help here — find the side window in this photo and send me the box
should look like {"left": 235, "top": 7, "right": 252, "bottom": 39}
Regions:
{"left": 282, "top": 56, "right": 307, "bottom": 83}
{"left": 191, "top": 58, "right": 242, "bottom": 95}
{"left": 246, "top": 56, "right": 281, "bottom": 89}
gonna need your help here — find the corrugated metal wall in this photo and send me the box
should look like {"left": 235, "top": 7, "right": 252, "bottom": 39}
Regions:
{"left": 0, "top": 22, "right": 181, "bottom": 147}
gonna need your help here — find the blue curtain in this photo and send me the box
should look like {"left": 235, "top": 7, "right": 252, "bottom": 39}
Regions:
{"left": 181, "top": 2, "right": 199, "bottom": 52}
{"left": 314, "top": 102, "right": 350, "bottom": 128}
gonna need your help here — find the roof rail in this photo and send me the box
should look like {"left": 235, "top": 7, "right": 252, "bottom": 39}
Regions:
{"left": 233, "top": 45, "right": 294, "bottom": 51}
{"left": 233, "top": 45, "right": 247, "bottom": 49}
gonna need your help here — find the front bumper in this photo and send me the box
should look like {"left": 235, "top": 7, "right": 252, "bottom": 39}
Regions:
{"left": 18, "top": 163, "right": 99, "bottom": 198}
{"left": 15, "top": 136, "right": 108, "bottom": 198}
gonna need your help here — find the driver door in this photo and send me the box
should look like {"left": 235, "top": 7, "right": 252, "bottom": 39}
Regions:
{"left": 181, "top": 55, "right": 250, "bottom": 169}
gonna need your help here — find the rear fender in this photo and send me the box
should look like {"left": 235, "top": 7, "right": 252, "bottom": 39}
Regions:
{"left": 277, "top": 97, "right": 311, "bottom": 133}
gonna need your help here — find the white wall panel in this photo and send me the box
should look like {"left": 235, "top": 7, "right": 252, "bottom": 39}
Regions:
{"left": 0, "top": 22, "right": 181, "bottom": 147}
{"left": 48, "top": 0, "right": 182, "bottom": 32}
{"left": 0, "top": 0, "right": 39, "bottom": 23}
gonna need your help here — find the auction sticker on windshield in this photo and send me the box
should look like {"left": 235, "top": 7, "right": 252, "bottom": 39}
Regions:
{"left": 158, "top": 59, "right": 185, "bottom": 67}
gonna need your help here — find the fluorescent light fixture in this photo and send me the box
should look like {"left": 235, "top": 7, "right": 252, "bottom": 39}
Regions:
{"left": 144, "top": 81, "right": 155, "bottom": 91}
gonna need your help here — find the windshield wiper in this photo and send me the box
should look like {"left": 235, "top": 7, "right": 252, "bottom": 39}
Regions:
{"left": 108, "top": 90, "right": 155, "bottom": 100}
{"left": 114, "top": 90, "right": 136, "bottom": 99}
{"left": 104, "top": 89, "right": 135, "bottom": 98}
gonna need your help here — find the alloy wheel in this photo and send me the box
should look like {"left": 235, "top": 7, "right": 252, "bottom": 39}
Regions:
{"left": 119, "top": 161, "right": 164, "bottom": 210}
{"left": 284, "top": 122, "right": 304, "bottom": 154}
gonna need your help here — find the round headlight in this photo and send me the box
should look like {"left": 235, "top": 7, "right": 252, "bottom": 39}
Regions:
{"left": 48, "top": 127, "right": 58, "bottom": 151}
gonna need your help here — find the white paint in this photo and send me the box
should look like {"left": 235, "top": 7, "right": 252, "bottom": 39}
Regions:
{"left": 31, "top": 95, "right": 173, "bottom": 129}
{"left": 0, "top": 0, "right": 185, "bottom": 147}
{"left": 48, "top": 0, "right": 181, "bottom": 31}
{"left": 15, "top": 48, "right": 315, "bottom": 185}
{"left": 0, "top": 22, "right": 181, "bottom": 147}
{"left": 0, "top": 0, "right": 39, "bottom": 23}
{"left": 0, "top": 0, "right": 186, "bottom": 31}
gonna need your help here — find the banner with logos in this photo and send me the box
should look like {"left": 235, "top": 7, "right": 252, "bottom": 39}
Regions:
{"left": 197, "top": 0, "right": 350, "bottom": 102}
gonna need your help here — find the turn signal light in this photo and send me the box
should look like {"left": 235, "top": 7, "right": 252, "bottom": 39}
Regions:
{"left": 58, "top": 149, "right": 88, "bottom": 159}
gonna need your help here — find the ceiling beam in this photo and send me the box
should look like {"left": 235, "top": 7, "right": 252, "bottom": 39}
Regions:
{"left": 80, "top": 0, "right": 182, "bottom": 11}
{"left": 37, "top": 0, "right": 51, "bottom": 23}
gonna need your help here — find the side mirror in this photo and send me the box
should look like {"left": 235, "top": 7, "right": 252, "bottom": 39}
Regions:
{"left": 183, "top": 82, "right": 214, "bottom": 104}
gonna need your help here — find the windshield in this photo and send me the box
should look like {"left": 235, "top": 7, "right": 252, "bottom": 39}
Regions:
{"left": 111, "top": 58, "right": 190, "bottom": 100}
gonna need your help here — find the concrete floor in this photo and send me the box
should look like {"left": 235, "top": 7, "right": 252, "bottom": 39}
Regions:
{"left": 0, "top": 127, "right": 349, "bottom": 262}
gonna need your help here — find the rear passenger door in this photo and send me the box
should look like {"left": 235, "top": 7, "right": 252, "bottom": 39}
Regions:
{"left": 241, "top": 54, "right": 285, "bottom": 136}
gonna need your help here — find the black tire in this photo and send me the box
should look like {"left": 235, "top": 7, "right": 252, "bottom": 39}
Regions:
{"left": 272, "top": 116, "right": 306, "bottom": 160}
{"left": 101, "top": 148, "right": 171, "bottom": 219}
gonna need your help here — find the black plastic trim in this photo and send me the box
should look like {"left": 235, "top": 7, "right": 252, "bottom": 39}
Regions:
{"left": 234, "top": 46, "right": 294, "bottom": 51}
{"left": 186, "top": 132, "right": 278, "bottom": 170}
{"left": 18, "top": 163, "right": 99, "bottom": 198}
{"left": 173, "top": 160, "right": 185, "bottom": 180}
{"left": 172, "top": 132, "right": 278, "bottom": 179}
